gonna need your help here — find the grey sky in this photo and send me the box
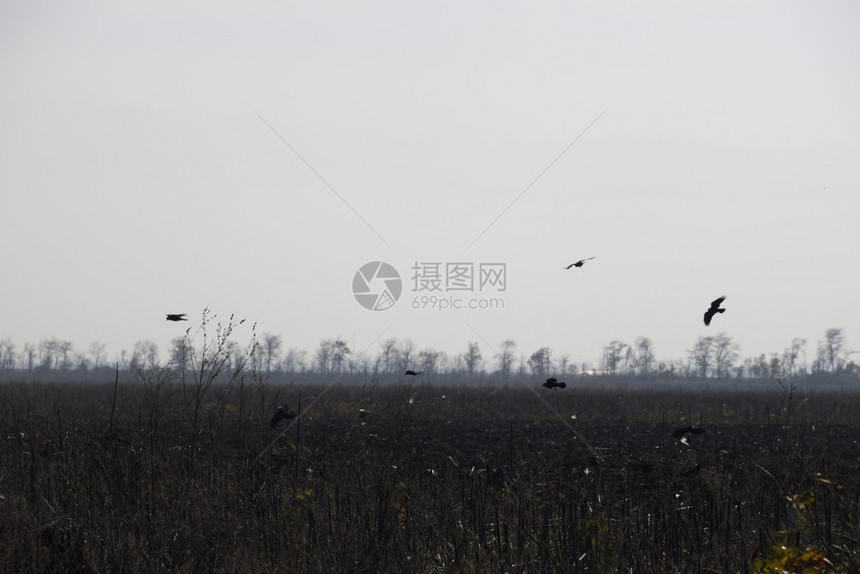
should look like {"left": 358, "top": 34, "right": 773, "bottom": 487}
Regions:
{"left": 2, "top": 1, "right": 859, "bottom": 369}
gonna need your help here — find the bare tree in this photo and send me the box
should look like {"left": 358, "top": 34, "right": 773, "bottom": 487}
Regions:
{"left": 623, "top": 345, "right": 635, "bottom": 375}
{"left": 39, "top": 339, "right": 59, "bottom": 370}
{"left": 54, "top": 340, "right": 74, "bottom": 370}
{"left": 379, "top": 338, "right": 400, "bottom": 374}
{"left": 315, "top": 339, "right": 334, "bottom": 377}
{"left": 330, "top": 339, "right": 350, "bottom": 374}
{"left": 449, "top": 353, "right": 465, "bottom": 375}
{"left": 168, "top": 337, "right": 192, "bottom": 382}
{"left": 33, "top": 338, "right": 76, "bottom": 370}
{"left": 282, "top": 348, "right": 307, "bottom": 373}
{"left": 261, "top": 333, "right": 284, "bottom": 375}
{"left": 518, "top": 355, "right": 527, "bottom": 377}
{"left": 399, "top": 338, "right": 416, "bottom": 369}
{"left": 782, "top": 337, "right": 807, "bottom": 377}
{"left": 118, "top": 349, "right": 129, "bottom": 371}
{"left": 432, "top": 351, "right": 451, "bottom": 375}
{"left": 418, "top": 348, "right": 441, "bottom": 375}
{"left": 528, "top": 347, "right": 552, "bottom": 378}
{"left": 744, "top": 354, "right": 769, "bottom": 379}
{"left": 144, "top": 341, "right": 159, "bottom": 369}
{"left": 226, "top": 341, "right": 245, "bottom": 372}
{"left": 23, "top": 342, "right": 36, "bottom": 372}
{"left": 601, "top": 340, "right": 628, "bottom": 375}
{"left": 168, "top": 337, "right": 190, "bottom": 368}
{"left": 88, "top": 341, "right": 108, "bottom": 370}
{"left": 131, "top": 340, "right": 160, "bottom": 371}
{"left": 67, "top": 351, "right": 84, "bottom": 371}
{"left": 632, "top": 336, "right": 655, "bottom": 376}
{"left": 313, "top": 338, "right": 351, "bottom": 376}
{"left": 498, "top": 339, "right": 517, "bottom": 379}
{"left": 557, "top": 354, "right": 570, "bottom": 378}
{"left": 350, "top": 353, "right": 371, "bottom": 376}
{"left": 769, "top": 353, "right": 782, "bottom": 379}
{"left": 688, "top": 336, "right": 715, "bottom": 378}
{"left": 712, "top": 333, "right": 740, "bottom": 378}
{"left": 464, "top": 342, "right": 482, "bottom": 377}
{"left": 0, "top": 338, "right": 16, "bottom": 372}
{"left": 814, "top": 328, "right": 850, "bottom": 373}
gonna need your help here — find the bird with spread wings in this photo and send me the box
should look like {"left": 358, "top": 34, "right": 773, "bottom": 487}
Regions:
{"left": 703, "top": 296, "right": 726, "bottom": 326}
{"left": 564, "top": 257, "right": 595, "bottom": 269}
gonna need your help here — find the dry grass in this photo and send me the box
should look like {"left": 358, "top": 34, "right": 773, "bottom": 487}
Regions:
{"left": 1, "top": 378, "right": 858, "bottom": 573}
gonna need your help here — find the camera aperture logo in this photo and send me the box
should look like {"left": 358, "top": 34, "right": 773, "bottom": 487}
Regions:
{"left": 353, "top": 261, "right": 506, "bottom": 312}
{"left": 352, "top": 261, "right": 402, "bottom": 311}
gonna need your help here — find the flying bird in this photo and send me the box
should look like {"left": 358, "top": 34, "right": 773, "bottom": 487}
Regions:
{"left": 165, "top": 314, "right": 188, "bottom": 322}
{"left": 703, "top": 296, "right": 727, "bottom": 326}
{"left": 270, "top": 404, "right": 296, "bottom": 429}
{"left": 542, "top": 377, "right": 567, "bottom": 390}
{"left": 564, "top": 257, "right": 595, "bottom": 269}
{"left": 404, "top": 369, "right": 423, "bottom": 376}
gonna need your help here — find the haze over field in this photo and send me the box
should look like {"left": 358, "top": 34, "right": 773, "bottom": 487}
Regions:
{"left": 2, "top": 2, "right": 859, "bottom": 367}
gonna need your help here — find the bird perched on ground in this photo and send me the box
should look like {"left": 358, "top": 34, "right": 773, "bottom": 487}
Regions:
{"left": 703, "top": 296, "right": 727, "bottom": 326}
{"left": 270, "top": 404, "right": 296, "bottom": 429}
{"left": 564, "top": 257, "right": 595, "bottom": 269}
{"left": 404, "top": 369, "right": 423, "bottom": 376}
{"left": 542, "top": 377, "right": 567, "bottom": 390}
{"left": 165, "top": 314, "right": 187, "bottom": 322}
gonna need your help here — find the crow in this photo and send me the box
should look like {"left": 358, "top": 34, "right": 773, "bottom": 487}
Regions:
{"left": 542, "top": 377, "right": 567, "bottom": 390}
{"left": 564, "top": 257, "right": 595, "bottom": 269}
{"left": 270, "top": 404, "right": 296, "bottom": 429}
{"left": 165, "top": 314, "right": 188, "bottom": 322}
{"left": 404, "top": 369, "right": 423, "bottom": 376}
{"left": 703, "top": 296, "right": 727, "bottom": 326}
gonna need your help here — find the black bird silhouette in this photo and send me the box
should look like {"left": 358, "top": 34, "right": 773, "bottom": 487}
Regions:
{"left": 703, "top": 296, "right": 727, "bottom": 326}
{"left": 564, "top": 257, "right": 595, "bottom": 269}
{"left": 270, "top": 404, "right": 296, "bottom": 429}
{"left": 165, "top": 314, "right": 187, "bottom": 322}
{"left": 542, "top": 377, "right": 567, "bottom": 390}
{"left": 404, "top": 369, "right": 423, "bottom": 376}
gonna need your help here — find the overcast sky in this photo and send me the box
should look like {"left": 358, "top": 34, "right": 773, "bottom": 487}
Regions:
{"left": 2, "top": 1, "right": 859, "bottom": 370}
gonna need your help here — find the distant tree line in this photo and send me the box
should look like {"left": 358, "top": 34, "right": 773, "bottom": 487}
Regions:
{"left": 0, "top": 328, "right": 856, "bottom": 385}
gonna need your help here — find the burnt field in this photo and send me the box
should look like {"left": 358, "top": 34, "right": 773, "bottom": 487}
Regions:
{"left": 1, "top": 378, "right": 859, "bottom": 573}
